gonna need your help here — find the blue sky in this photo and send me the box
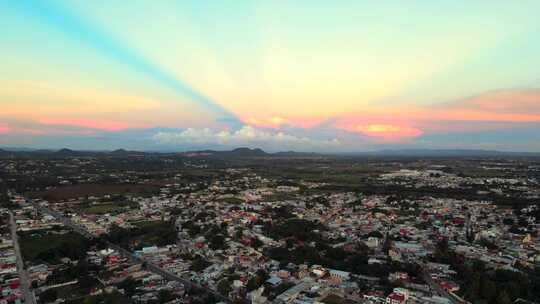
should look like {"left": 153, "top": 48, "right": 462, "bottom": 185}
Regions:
{"left": 1, "top": 1, "right": 540, "bottom": 151}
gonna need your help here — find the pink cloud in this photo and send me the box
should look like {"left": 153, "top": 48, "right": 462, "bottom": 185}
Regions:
{"left": 0, "top": 124, "right": 10, "bottom": 134}
{"left": 447, "top": 89, "right": 540, "bottom": 114}
{"left": 22, "top": 128, "right": 97, "bottom": 136}
{"left": 37, "top": 118, "right": 135, "bottom": 131}
{"left": 328, "top": 88, "right": 540, "bottom": 138}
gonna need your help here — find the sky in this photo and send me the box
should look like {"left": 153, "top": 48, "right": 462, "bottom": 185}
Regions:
{"left": 1, "top": 1, "right": 540, "bottom": 152}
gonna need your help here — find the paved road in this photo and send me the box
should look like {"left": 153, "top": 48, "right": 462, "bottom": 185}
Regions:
{"left": 420, "top": 265, "right": 467, "bottom": 304}
{"left": 30, "top": 202, "right": 229, "bottom": 303}
{"left": 9, "top": 212, "right": 37, "bottom": 304}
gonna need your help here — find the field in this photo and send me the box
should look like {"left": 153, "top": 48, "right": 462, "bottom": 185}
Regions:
{"left": 29, "top": 183, "right": 160, "bottom": 201}
{"left": 82, "top": 203, "right": 122, "bottom": 214}
{"left": 133, "top": 220, "right": 176, "bottom": 246}
{"left": 110, "top": 220, "right": 177, "bottom": 249}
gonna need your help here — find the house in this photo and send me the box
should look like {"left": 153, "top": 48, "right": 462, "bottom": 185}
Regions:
{"left": 266, "top": 276, "right": 282, "bottom": 286}
{"left": 389, "top": 272, "right": 408, "bottom": 282}
{"left": 386, "top": 292, "right": 406, "bottom": 304}
{"left": 439, "top": 281, "right": 460, "bottom": 292}
{"left": 329, "top": 269, "right": 350, "bottom": 282}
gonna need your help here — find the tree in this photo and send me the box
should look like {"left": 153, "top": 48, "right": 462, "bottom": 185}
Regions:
{"left": 251, "top": 237, "right": 264, "bottom": 249}
{"left": 480, "top": 277, "right": 496, "bottom": 303}
{"left": 191, "top": 256, "right": 211, "bottom": 272}
{"left": 496, "top": 290, "right": 512, "bottom": 304}
{"left": 117, "top": 277, "right": 137, "bottom": 296}
{"left": 217, "top": 279, "right": 231, "bottom": 296}
{"left": 40, "top": 288, "right": 58, "bottom": 303}
{"left": 209, "top": 234, "right": 227, "bottom": 250}
{"left": 158, "top": 289, "right": 175, "bottom": 302}
{"left": 247, "top": 269, "right": 269, "bottom": 291}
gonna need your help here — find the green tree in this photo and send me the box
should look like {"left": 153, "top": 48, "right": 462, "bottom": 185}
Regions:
{"left": 117, "top": 277, "right": 137, "bottom": 296}
{"left": 480, "top": 277, "right": 496, "bottom": 302}
{"left": 158, "top": 289, "right": 175, "bottom": 302}
{"left": 496, "top": 290, "right": 512, "bottom": 304}
{"left": 40, "top": 288, "right": 58, "bottom": 303}
{"left": 217, "top": 279, "right": 231, "bottom": 296}
{"left": 209, "top": 234, "right": 226, "bottom": 250}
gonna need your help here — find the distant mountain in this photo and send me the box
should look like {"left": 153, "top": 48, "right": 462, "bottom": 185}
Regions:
{"left": 226, "top": 147, "right": 267, "bottom": 157}
{"left": 273, "top": 151, "right": 320, "bottom": 157}
{"left": 2, "top": 147, "right": 539, "bottom": 158}
{"left": 0, "top": 147, "right": 42, "bottom": 152}
{"left": 182, "top": 147, "right": 268, "bottom": 158}
{"left": 54, "top": 148, "right": 80, "bottom": 156}
{"left": 353, "top": 149, "right": 540, "bottom": 157}
{"left": 111, "top": 148, "right": 128, "bottom": 154}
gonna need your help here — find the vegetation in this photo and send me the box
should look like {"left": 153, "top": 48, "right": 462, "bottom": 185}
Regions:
{"left": 266, "top": 242, "right": 376, "bottom": 276}
{"left": 29, "top": 183, "right": 159, "bottom": 202}
{"left": 434, "top": 245, "right": 540, "bottom": 303}
{"left": 74, "top": 291, "right": 130, "bottom": 304}
{"left": 19, "top": 230, "right": 90, "bottom": 263}
{"left": 107, "top": 221, "right": 177, "bottom": 249}
{"left": 263, "top": 218, "right": 325, "bottom": 242}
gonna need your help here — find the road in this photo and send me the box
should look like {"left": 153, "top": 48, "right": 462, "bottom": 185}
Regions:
{"left": 420, "top": 265, "right": 467, "bottom": 304}
{"left": 9, "top": 212, "right": 37, "bottom": 304}
{"left": 30, "top": 202, "right": 229, "bottom": 303}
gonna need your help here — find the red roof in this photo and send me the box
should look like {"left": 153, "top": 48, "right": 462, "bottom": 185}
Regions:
{"left": 387, "top": 292, "right": 406, "bottom": 302}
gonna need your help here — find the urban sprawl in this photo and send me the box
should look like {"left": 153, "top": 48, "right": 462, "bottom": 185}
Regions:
{"left": 0, "top": 148, "right": 539, "bottom": 304}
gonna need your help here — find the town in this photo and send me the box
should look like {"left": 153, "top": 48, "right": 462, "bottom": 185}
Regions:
{"left": 0, "top": 148, "right": 539, "bottom": 304}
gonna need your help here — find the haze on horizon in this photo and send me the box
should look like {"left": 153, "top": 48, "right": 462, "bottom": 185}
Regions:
{"left": 1, "top": 1, "right": 540, "bottom": 152}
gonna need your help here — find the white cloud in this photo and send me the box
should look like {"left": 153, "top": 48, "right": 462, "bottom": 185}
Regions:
{"left": 152, "top": 126, "right": 340, "bottom": 150}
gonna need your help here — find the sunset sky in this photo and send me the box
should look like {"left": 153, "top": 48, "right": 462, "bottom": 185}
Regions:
{"left": 2, "top": 1, "right": 540, "bottom": 152}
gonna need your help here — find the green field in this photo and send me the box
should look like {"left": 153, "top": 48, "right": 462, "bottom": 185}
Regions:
{"left": 83, "top": 203, "right": 122, "bottom": 214}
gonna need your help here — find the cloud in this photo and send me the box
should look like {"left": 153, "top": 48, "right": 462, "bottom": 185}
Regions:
{"left": 245, "top": 116, "right": 287, "bottom": 128}
{"left": 38, "top": 118, "right": 140, "bottom": 132}
{"left": 0, "top": 124, "right": 10, "bottom": 134}
{"left": 152, "top": 126, "right": 340, "bottom": 150}
{"left": 327, "top": 88, "right": 540, "bottom": 140}
{"left": 354, "top": 124, "right": 423, "bottom": 140}
{"left": 332, "top": 115, "right": 423, "bottom": 142}
{"left": 0, "top": 118, "right": 137, "bottom": 136}
{"left": 446, "top": 89, "right": 540, "bottom": 115}
{"left": 397, "top": 89, "right": 540, "bottom": 126}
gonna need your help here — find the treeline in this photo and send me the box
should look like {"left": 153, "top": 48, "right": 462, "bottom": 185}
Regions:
{"left": 434, "top": 247, "right": 540, "bottom": 303}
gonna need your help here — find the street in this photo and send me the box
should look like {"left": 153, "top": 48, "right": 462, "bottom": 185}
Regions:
{"left": 9, "top": 212, "right": 37, "bottom": 304}
{"left": 420, "top": 264, "right": 467, "bottom": 304}
{"left": 30, "top": 202, "right": 229, "bottom": 303}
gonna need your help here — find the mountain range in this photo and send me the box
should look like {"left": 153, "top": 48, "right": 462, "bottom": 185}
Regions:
{"left": 1, "top": 147, "right": 540, "bottom": 158}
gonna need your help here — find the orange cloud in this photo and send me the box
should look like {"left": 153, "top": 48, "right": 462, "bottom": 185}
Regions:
{"left": 243, "top": 115, "right": 328, "bottom": 129}
{"left": 335, "top": 120, "right": 423, "bottom": 141}
{"left": 356, "top": 124, "right": 423, "bottom": 139}
{"left": 245, "top": 116, "right": 286, "bottom": 128}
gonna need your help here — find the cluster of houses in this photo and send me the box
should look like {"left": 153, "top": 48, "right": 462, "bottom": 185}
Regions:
{"left": 4, "top": 165, "right": 540, "bottom": 304}
{"left": 10, "top": 202, "right": 195, "bottom": 304}
{"left": 0, "top": 212, "right": 24, "bottom": 304}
